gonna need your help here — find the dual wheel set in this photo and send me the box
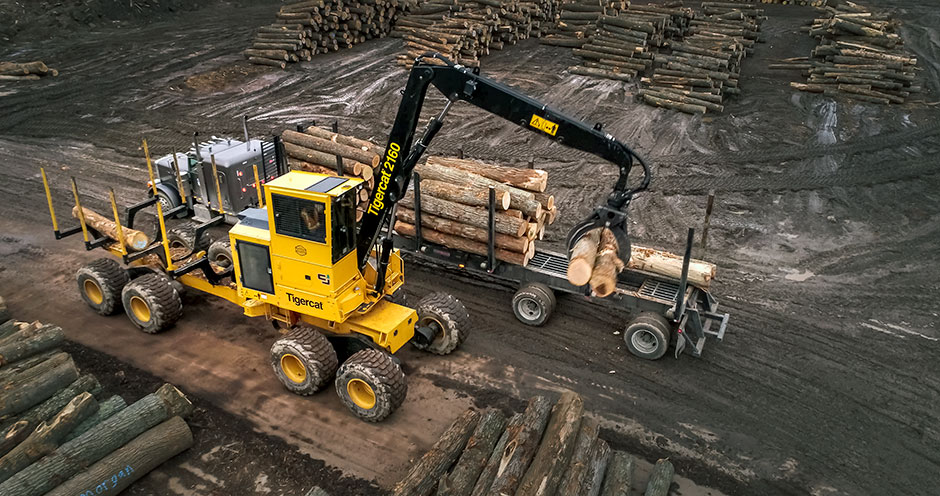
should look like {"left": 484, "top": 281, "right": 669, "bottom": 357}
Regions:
{"left": 269, "top": 292, "right": 468, "bottom": 421}
{"left": 510, "top": 282, "right": 675, "bottom": 360}
{"left": 75, "top": 255, "right": 470, "bottom": 421}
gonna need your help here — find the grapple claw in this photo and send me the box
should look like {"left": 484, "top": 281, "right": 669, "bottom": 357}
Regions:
{"left": 566, "top": 206, "right": 632, "bottom": 268}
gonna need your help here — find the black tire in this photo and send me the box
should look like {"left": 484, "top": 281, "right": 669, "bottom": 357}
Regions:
{"left": 624, "top": 313, "right": 672, "bottom": 360}
{"left": 166, "top": 223, "right": 209, "bottom": 253}
{"left": 76, "top": 258, "right": 130, "bottom": 316}
{"left": 120, "top": 273, "right": 182, "bottom": 334}
{"left": 155, "top": 188, "right": 187, "bottom": 219}
{"left": 414, "top": 292, "right": 470, "bottom": 355}
{"left": 207, "top": 239, "right": 233, "bottom": 268}
{"left": 511, "top": 283, "right": 556, "bottom": 327}
{"left": 270, "top": 327, "right": 338, "bottom": 396}
{"left": 335, "top": 349, "right": 406, "bottom": 422}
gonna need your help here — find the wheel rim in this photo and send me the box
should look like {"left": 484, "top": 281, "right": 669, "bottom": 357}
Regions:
{"left": 347, "top": 378, "right": 376, "bottom": 410}
{"left": 129, "top": 296, "right": 152, "bottom": 323}
{"left": 517, "top": 297, "right": 542, "bottom": 321}
{"left": 631, "top": 329, "right": 659, "bottom": 354}
{"left": 418, "top": 317, "right": 444, "bottom": 342}
{"left": 83, "top": 279, "right": 104, "bottom": 305}
{"left": 214, "top": 254, "right": 232, "bottom": 267}
{"left": 158, "top": 194, "right": 172, "bottom": 212}
{"left": 169, "top": 239, "right": 187, "bottom": 250}
{"left": 280, "top": 354, "right": 307, "bottom": 384}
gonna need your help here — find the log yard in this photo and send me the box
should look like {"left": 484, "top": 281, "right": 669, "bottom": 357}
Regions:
{"left": 0, "top": 0, "right": 937, "bottom": 494}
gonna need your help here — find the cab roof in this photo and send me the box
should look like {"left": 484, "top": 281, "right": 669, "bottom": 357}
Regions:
{"left": 266, "top": 170, "right": 363, "bottom": 197}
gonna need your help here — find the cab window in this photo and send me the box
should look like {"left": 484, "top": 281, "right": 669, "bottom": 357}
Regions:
{"left": 272, "top": 193, "right": 327, "bottom": 244}
{"left": 332, "top": 190, "right": 357, "bottom": 262}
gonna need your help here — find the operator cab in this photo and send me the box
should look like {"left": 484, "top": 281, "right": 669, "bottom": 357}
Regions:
{"left": 227, "top": 171, "right": 372, "bottom": 322}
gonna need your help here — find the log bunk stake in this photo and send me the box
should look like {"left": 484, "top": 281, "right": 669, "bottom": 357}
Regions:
{"left": 0, "top": 305, "right": 195, "bottom": 496}
{"left": 782, "top": 1, "right": 921, "bottom": 104}
{"left": 392, "top": 390, "right": 680, "bottom": 496}
{"left": 247, "top": 0, "right": 421, "bottom": 68}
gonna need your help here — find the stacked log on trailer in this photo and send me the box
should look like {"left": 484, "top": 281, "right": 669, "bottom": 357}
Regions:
{"left": 393, "top": 155, "right": 557, "bottom": 267}
{"left": 392, "top": 0, "right": 561, "bottom": 69}
{"left": 567, "top": 228, "right": 717, "bottom": 297}
{"left": 280, "top": 127, "right": 384, "bottom": 221}
{"left": 638, "top": 2, "right": 764, "bottom": 114}
{"left": 391, "top": 390, "right": 677, "bottom": 496}
{"left": 0, "top": 307, "right": 194, "bottom": 496}
{"left": 0, "top": 61, "right": 58, "bottom": 81}
{"left": 247, "top": 0, "right": 419, "bottom": 68}
{"left": 566, "top": 4, "right": 695, "bottom": 82}
{"left": 781, "top": 1, "right": 920, "bottom": 104}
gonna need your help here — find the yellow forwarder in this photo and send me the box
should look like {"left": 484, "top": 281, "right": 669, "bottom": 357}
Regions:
{"left": 43, "top": 161, "right": 468, "bottom": 422}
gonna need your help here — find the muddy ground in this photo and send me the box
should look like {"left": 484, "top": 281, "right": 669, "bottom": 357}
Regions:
{"left": 1, "top": 0, "right": 939, "bottom": 495}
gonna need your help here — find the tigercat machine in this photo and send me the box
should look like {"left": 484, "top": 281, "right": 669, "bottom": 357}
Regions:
{"left": 43, "top": 54, "right": 656, "bottom": 421}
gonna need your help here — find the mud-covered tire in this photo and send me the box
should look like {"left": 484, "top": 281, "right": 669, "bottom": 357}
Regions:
{"left": 166, "top": 223, "right": 209, "bottom": 253}
{"left": 335, "top": 349, "right": 406, "bottom": 422}
{"left": 76, "top": 258, "right": 130, "bottom": 316}
{"left": 512, "top": 283, "right": 556, "bottom": 327}
{"left": 624, "top": 313, "right": 672, "bottom": 360}
{"left": 207, "top": 239, "right": 233, "bottom": 268}
{"left": 414, "top": 292, "right": 470, "bottom": 355}
{"left": 270, "top": 327, "right": 338, "bottom": 396}
{"left": 120, "top": 273, "right": 182, "bottom": 334}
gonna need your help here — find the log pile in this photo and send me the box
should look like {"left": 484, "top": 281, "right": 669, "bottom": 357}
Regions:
{"left": 567, "top": 228, "right": 718, "bottom": 296}
{"left": 280, "top": 126, "right": 384, "bottom": 220}
{"left": 0, "top": 61, "right": 58, "bottom": 81}
{"left": 247, "top": 0, "right": 418, "bottom": 68}
{"left": 394, "top": 155, "right": 557, "bottom": 267}
{"left": 391, "top": 390, "right": 677, "bottom": 496}
{"left": 0, "top": 309, "right": 194, "bottom": 496}
{"left": 638, "top": 2, "right": 764, "bottom": 114}
{"left": 392, "top": 0, "right": 561, "bottom": 69}
{"left": 782, "top": 1, "right": 920, "bottom": 104}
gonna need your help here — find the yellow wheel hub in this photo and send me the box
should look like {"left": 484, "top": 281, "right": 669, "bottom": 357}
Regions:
{"left": 347, "top": 378, "right": 376, "bottom": 410}
{"left": 128, "top": 296, "right": 151, "bottom": 323}
{"left": 280, "top": 354, "right": 307, "bottom": 384}
{"left": 83, "top": 279, "right": 103, "bottom": 305}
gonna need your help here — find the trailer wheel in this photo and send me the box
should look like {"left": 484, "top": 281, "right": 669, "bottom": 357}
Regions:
{"left": 624, "top": 313, "right": 672, "bottom": 360}
{"left": 120, "top": 273, "right": 182, "bottom": 334}
{"left": 415, "top": 292, "right": 470, "bottom": 355}
{"left": 512, "top": 283, "right": 556, "bottom": 327}
{"left": 335, "top": 349, "right": 406, "bottom": 422}
{"left": 208, "top": 239, "right": 233, "bottom": 268}
{"left": 166, "top": 223, "right": 209, "bottom": 253}
{"left": 270, "top": 327, "right": 338, "bottom": 396}
{"left": 76, "top": 258, "right": 130, "bottom": 316}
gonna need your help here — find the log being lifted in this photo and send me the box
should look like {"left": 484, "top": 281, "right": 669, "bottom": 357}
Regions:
{"left": 0, "top": 384, "right": 192, "bottom": 496}
{"left": 421, "top": 179, "right": 511, "bottom": 210}
{"left": 401, "top": 192, "right": 528, "bottom": 237}
{"left": 396, "top": 208, "right": 529, "bottom": 254}
{"left": 394, "top": 222, "right": 532, "bottom": 266}
{"left": 392, "top": 409, "right": 480, "bottom": 496}
{"left": 438, "top": 410, "right": 507, "bottom": 496}
{"left": 45, "top": 416, "right": 194, "bottom": 496}
{"left": 590, "top": 229, "right": 624, "bottom": 298}
{"left": 416, "top": 162, "right": 543, "bottom": 219}
{"left": 567, "top": 229, "right": 602, "bottom": 286}
{"left": 70, "top": 206, "right": 149, "bottom": 251}
{"left": 0, "top": 392, "right": 98, "bottom": 484}
{"left": 485, "top": 396, "right": 554, "bottom": 495}
{"left": 426, "top": 156, "right": 548, "bottom": 193}
{"left": 516, "top": 391, "right": 585, "bottom": 496}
